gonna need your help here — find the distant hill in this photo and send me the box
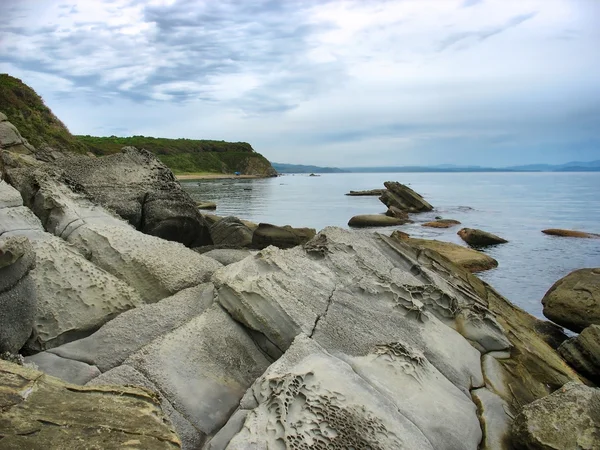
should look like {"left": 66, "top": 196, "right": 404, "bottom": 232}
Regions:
{"left": 0, "top": 74, "right": 88, "bottom": 153}
{"left": 0, "top": 73, "right": 276, "bottom": 176}
{"left": 272, "top": 163, "right": 348, "bottom": 174}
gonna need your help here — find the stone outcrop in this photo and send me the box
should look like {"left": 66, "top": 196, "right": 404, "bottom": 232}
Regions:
{"left": 0, "top": 236, "right": 37, "bottom": 353}
{"left": 398, "top": 237, "right": 498, "bottom": 272}
{"left": 542, "top": 228, "right": 600, "bottom": 239}
{"left": 0, "top": 112, "right": 36, "bottom": 154}
{"left": 558, "top": 325, "right": 600, "bottom": 383}
{"left": 422, "top": 219, "right": 461, "bottom": 228}
{"left": 209, "top": 216, "right": 253, "bottom": 248}
{"left": 252, "top": 223, "right": 316, "bottom": 249}
{"left": 0, "top": 359, "right": 181, "bottom": 449}
{"left": 511, "top": 382, "right": 600, "bottom": 450}
{"left": 458, "top": 228, "right": 508, "bottom": 246}
{"left": 348, "top": 214, "right": 408, "bottom": 227}
{"left": 385, "top": 205, "right": 410, "bottom": 220}
{"left": 542, "top": 268, "right": 600, "bottom": 333}
{"left": 345, "top": 189, "right": 386, "bottom": 196}
{"left": 379, "top": 181, "right": 433, "bottom": 213}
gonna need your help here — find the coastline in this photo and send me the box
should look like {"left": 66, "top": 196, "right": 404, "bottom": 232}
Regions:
{"left": 175, "top": 173, "right": 267, "bottom": 180}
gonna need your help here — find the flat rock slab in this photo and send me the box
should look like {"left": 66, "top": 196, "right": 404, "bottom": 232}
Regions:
{"left": 542, "top": 228, "right": 600, "bottom": 239}
{"left": 402, "top": 237, "right": 498, "bottom": 272}
{"left": 24, "top": 352, "right": 100, "bottom": 385}
{"left": 348, "top": 214, "right": 407, "bottom": 227}
{"left": 542, "top": 268, "right": 600, "bottom": 333}
{"left": 379, "top": 181, "right": 433, "bottom": 213}
{"left": 345, "top": 189, "right": 386, "bottom": 196}
{"left": 421, "top": 219, "right": 461, "bottom": 228}
{"left": 0, "top": 359, "right": 180, "bottom": 449}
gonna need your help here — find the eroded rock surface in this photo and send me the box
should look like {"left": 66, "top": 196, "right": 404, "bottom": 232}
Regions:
{"left": 0, "top": 359, "right": 181, "bottom": 449}
{"left": 558, "top": 325, "right": 600, "bottom": 384}
{"left": 379, "top": 181, "right": 433, "bottom": 213}
{"left": 542, "top": 268, "right": 600, "bottom": 333}
{"left": 209, "top": 216, "right": 253, "bottom": 248}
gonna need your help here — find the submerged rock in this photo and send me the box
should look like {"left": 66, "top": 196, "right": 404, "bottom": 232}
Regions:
{"left": 252, "top": 223, "right": 316, "bottom": 249}
{"left": 457, "top": 228, "right": 508, "bottom": 246}
{"left": 542, "top": 268, "right": 600, "bottom": 333}
{"left": 379, "top": 181, "right": 433, "bottom": 213}
{"left": 345, "top": 189, "right": 386, "bottom": 196}
{"left": 511, "top": 382, "right": 600, "bottom": 450}
{"left": 400, "top": 237, "right": 498, "bottom": 272}
{"left": 0, "top": 359, "right": 181, "bottom": 449}
{"left": 558, "top": 325, "right": 600, "bottom": 384}
{"left": 348, "top": 214, "right": 408, "bottom": 227}
{"left": 422, "top": 219, "right": 461, "bottom": 228}
{"left": 542, "top": 228, "right": 600, "bottom": 239}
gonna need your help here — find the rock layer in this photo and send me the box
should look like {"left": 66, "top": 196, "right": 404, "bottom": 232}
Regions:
{"left": 379, "top": 181, "right": 433, "bottom": 212}
{"left": 558, "top": 325, "right": 600, "bottom": 383}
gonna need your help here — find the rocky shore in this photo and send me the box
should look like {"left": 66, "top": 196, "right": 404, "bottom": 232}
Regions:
{"left": 1, "top": 113, "right": 599, "bottom": 449}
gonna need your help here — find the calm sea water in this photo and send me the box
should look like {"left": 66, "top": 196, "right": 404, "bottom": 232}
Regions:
{"left": 181, "top": 172, "right": 600, "bottom": 319}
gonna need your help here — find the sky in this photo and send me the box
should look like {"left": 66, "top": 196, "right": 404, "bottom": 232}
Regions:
{"left": 1, "top": 0, "right": 599, "bottom": 167}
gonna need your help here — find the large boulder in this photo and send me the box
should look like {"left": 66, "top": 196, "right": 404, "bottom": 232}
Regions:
{"left": 0, "top": 359, "right": 181, "bottom": 449}
{"left": 542, "top": 268, "right": 600, "bottom": 333}
{"left": 348, "top": 214, "right": 407, "bottom": 227}
{"left": 0, "top": 114, "right": 35, "bottom": 154}
{"left": 457, "top": 228, "right": 508, "bottom": 246}
{"left": 399, "top": 237, "right": 498, "bottom": 272}
{"left": 558, "top": 325, "right": 600, "bottom": 383}
{"left": 511, "top": 382, "right": 600, "bottom": 450}
{"left": 252, "top": 223, "right": 316, "bottom": 249}
{"left": 209, "top": 216, "right": 253, "bottom": 247}
{"left": 379, "top": 181, "right": 433, "bottom": 213}
{"left": 0, "top": 236, "right": 37, "bottom": 353}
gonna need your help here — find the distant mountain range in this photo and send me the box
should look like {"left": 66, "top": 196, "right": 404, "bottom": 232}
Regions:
{"left": 274, "top": 160, "right": 600, "bottom": 173}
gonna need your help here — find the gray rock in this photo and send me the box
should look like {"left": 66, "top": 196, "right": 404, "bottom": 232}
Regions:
{"left": 458, "top": 228, "right": 508, "bottom": 246}
{"left": 345, "top": 189, "right": 386, "bottom": 196}
{"left": 251, "top": 223, "right": 316, "bottom": 249}
{"left": 49, "top": 284, "right": 215, "bottom": 372}
{"left": 24, "top": 351, "right": 101, "bottom": 385}
{"left": 385, "top": 205, "right": 410, "bottom": 219}
{"left": 0, "top": 236, "right": 37, "bottom": 353}
{"left": 558, "top": 325, "right": 600, "bottom": 384}
{"left": 348, "top": 214, "right": 408, "bottom": 227}
{"left": 379, "top": 181, "right": 433, "bottom": 212}
{"left": 0, "top": 121, "right": 25, "bottom": 148}
{"left": 0, "top": 179, "right": 23, "bottom": 209}
{"left": 89, "top": 365, "right": 205, "bottom": 450}
{"left": 124, "top": 303, "right": 271, "bottom": 435}
{"left": 542, "top": 268, "right": 600, "bottom": 333}
{"left": 511, "top": 382, "right": 600, "bottom": 450}
{"left": 472, "top": 387, "right": 513, "bottom": 450}
{"left": 0, "top": 112, "right": 7, "bottom": 121}
{"left": 202, "top": 249, "right": 253, "bottom": 266}
{"left": 209, "top": 216, "right": 253, "bottom": 247}
{"left": 14, "top": 146, "right": 211, "bottom": 246}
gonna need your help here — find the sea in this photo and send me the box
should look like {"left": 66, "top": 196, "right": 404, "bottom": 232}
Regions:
{"left": 181, "top": 172, "right": 600, "bottom": 320}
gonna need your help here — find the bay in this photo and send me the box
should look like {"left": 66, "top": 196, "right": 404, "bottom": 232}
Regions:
{"left": 181, "top": 172, "right": 600, "bottom": 319}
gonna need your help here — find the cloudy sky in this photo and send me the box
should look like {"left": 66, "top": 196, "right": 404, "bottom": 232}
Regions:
{"left": 1, "top": 0, "right": 599, "bottom": 167}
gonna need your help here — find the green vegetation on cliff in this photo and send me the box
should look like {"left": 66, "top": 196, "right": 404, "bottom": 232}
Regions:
{"left": 0, "top": 74, "right": 88, "bottom": 153}
{"left": 76, "top": 135, "right": 276, "bottom": 175}
{"left": 0, "top": 74, "right": 277, "bottom": 176}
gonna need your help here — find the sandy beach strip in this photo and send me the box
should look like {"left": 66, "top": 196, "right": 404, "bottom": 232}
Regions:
{"left": 175, "top": 173, "right": 265, "bottom": 180}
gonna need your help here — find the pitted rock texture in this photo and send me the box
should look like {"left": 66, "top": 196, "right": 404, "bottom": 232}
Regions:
{"left": 0, "top": 236, "right": 37, "bottom": 353}
{"left": 542, "top": 268, "right": 600, "bottom": 333}
{"left": 379, "top": 181, "right": 433, "bottom": 213}
{"left": 24, "top": 146, "right": 212, "bottom": 246}
{"left": 0, "top": 359, "right": 180, "bottom": 449}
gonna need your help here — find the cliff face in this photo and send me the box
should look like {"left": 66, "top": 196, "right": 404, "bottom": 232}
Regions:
{"left": 0, "top": 74, "right": 277, "bottom": 176}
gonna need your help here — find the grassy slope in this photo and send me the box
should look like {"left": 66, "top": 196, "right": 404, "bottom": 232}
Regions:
{"left": 0, "top": 74, "right": 88, "bottom": 153}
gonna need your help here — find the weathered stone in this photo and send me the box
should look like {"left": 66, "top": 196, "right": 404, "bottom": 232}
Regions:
{"left": 202, "top": 249, "right": 253, "bottom": 266}
{"left": 209, "top": 216, "right": 253, "bottom": 247}
{"left": 401, "top": 237, "right": 498, "bottom": 272}
{"left": 472, "top": 387, "right": 513, "bottom": 450}
{"left": 458, "top": 228, "right": 508, "bottom": 246}
{"left": 348, "top": 214, "right": 407, "bottom": 227}
{"left": 252, "top": 223, "right": 316, "bottom": 249}
{"left": 0, "top": 359, "right": 180, "bottom": 449}
{"left": 345, "top": 189, "right": 386, "bottom": 196}
{"left": 391, "top": 230, "right": 410, "bottom": 240}
{"left": 511, "top": 382, "right": 600, "bottom": 450}
{"left": 422, "top": 219, "right": 461, "bottom": 228}
{"left": 0, "top": 236, "right": 36, "bottom": 353}
{"left": 197, "top": 201, "right": 217, "bottom": 209}
{"left": 542, "top": 228, "right": 600, "bottom": 239}
{"left": 24, "top": 351, "right": 101, "bottom": 385}
{"left": 49, "top": 284, "right": 215, "bottom": 372}
{"left": 542, "top": 268, "right": 600, "bottom": 333}
{"left": 558, "top": 325, "right": 600, "bottom": 384}
{"left": 385, "top": 205, "right": 410, "bottom": 219}
{"left": 379, "top": 181, "right": 433, "bottom": 212}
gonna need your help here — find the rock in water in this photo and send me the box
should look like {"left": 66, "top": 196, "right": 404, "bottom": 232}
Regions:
{"left": 542, "top": 268, "right": 600, "bottom": 333}
{"left": 558, "top": 325, "right": 600, "bottom": 384}
{"left": 399, "top": 237, "right": 498, "bottom": 272}
{"left": 422, "top": 219, "right": 461, "bottom": 228}
{"left": 457, "top": 228, "right": 508, "bottom": 246}
{"left": 542, "top": 228, "right": 600, "bottom": 239}
{"left": 511, "top": 382, "right": 600, "bottom": 450}
{"left": 0, "top": 236, "right": 37, "bottom": 353}
{"left": 252, "top": 223, "right": 316, "bottom": 249}
{"left": 209, "top": 216, "right": 253, "bottom": 248}
{"left": 345, "top": 189, "right": 386, "bottom": 196}
{"left": 379, "top": 181, "right": 433, "bottom": 212}
{"left": 385, "top": 205, "right": 410, "bottom": 220}
{"left": 0, "top": 359, "right": 181, "bottom": 449}
{"left": 348, "top": 214, "right": 408, "bottom": 227}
